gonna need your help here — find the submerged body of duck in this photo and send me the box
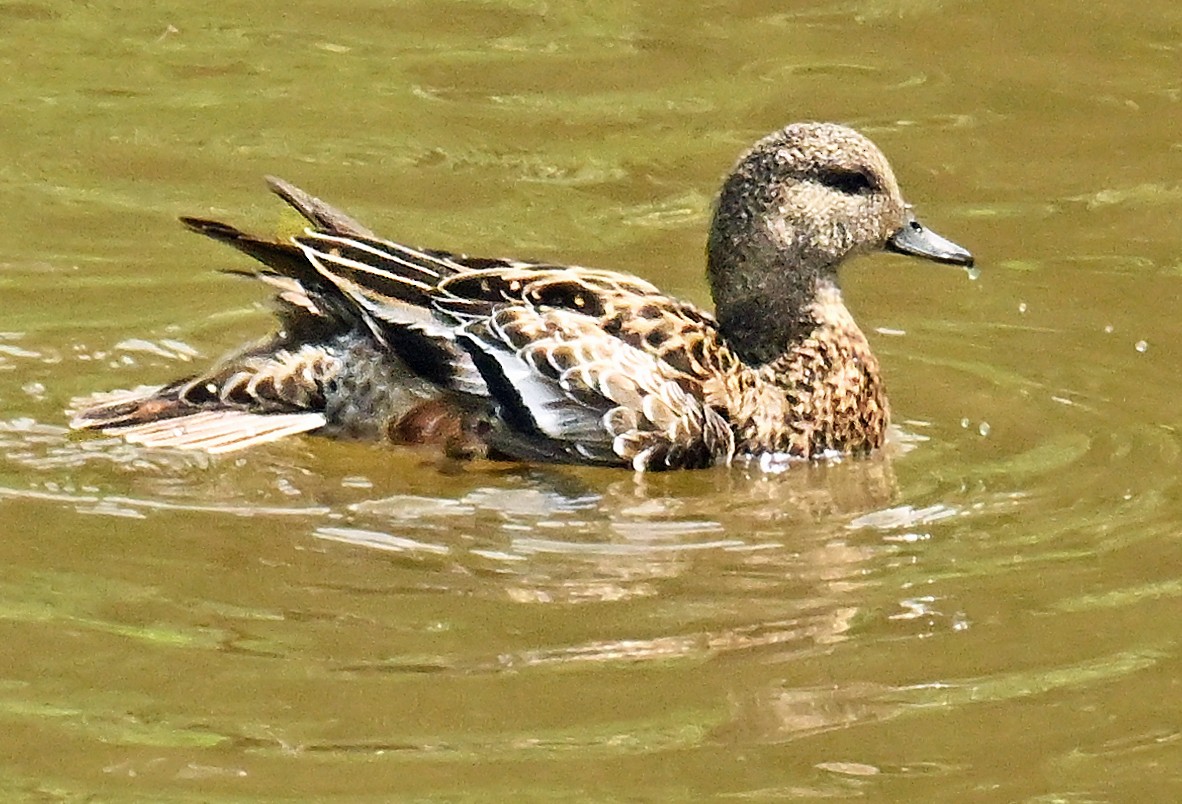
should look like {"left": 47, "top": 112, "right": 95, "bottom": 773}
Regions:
{"left": 70, "top": 122, "right": 973, "bottom": 471}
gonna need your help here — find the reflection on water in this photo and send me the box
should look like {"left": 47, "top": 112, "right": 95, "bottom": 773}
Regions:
{"left": 2, "top": 0, "right": 1182, "bottom": 798}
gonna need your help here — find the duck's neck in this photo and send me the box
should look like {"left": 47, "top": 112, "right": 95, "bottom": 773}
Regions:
{"left": 707, "top": 236, "right": 837, "bottom": 366}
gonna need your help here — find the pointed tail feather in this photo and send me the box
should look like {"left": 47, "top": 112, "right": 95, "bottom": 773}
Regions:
{"left": 265, "top": 176, "right": 376, "bottom": 238}
{"left": 179, "top": 217, "right": 323, "bottom": 287}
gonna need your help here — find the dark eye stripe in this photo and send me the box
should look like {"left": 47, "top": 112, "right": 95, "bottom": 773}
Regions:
{"left": 816, "top": 168, "right": 876, "bottom": 195}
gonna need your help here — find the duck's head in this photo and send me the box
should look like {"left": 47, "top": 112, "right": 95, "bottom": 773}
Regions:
{"left": 707, "top": 122, "right": 973, "bottom": 364}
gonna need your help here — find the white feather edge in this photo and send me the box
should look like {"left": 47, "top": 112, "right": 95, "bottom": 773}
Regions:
{"left": 458, "top": 332, "right": 607, "bottom": 442}
{"left": 298, "top": 230, "right": 467, "bottom": 279}
{"left": 297, "top": 244, "right": 440, "bottom": 327}
{"left": 101, "top": 410, "right": 327, "bottom": 454}
{"left": 292, "top": 244, "right": 489, "bottom": 398}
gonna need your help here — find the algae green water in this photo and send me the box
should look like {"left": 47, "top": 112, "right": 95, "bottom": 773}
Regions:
{"left": 2, "top": 1, "right": 1181, "bottom": 799}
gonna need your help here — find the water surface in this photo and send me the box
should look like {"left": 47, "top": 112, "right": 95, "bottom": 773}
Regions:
{"left": 2, "top": 0, "right": 1181, "bottom": 799}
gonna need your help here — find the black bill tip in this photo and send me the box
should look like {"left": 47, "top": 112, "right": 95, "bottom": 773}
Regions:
{"left": 887, "top": 209, "right": 974, "bottom": 268}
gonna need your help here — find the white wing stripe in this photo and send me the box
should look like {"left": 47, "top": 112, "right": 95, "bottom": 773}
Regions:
{"left": 297, "top": 239, "right": 437, "bottom": 292}
{"left": 300, "top": 230, "right": 471, "bottom": 278}
{"left": 459, "top": 331, "right": 603, "bottom": 440}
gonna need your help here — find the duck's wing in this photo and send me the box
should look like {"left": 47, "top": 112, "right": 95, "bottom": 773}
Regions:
{"left": 295, "top": 232, "right": 738, "bottom": 469}
{"left": 441, "top": 270, "right": 740, "bottom": 469}
{"left": 455, "top": 303, "right": 736, "bottom": 469}
{"left": 289, "top": 230, "right": 492, "bottom": 396}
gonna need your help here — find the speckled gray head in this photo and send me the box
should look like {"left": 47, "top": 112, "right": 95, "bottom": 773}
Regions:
{"left": 706, "top": 121, "right": 973, "bottom": 364}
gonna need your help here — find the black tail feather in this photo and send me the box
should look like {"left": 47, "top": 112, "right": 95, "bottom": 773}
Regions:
{"left": 179, "top": 217, "right": 323, "bottom": 287}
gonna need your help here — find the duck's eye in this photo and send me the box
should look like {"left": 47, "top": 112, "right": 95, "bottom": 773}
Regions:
{"left": 816, "top": 168, "right": 876, "bottom": 195}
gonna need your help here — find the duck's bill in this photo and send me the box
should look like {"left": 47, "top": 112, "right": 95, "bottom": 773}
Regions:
{"left": 887, "top": 209, "right": 974, "bottom": 267}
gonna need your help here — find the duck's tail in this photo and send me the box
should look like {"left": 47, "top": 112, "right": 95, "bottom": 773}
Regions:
{"left": 67, "top": 383, "right": 329, "bottom": 454}
{"left": 69, "top": 178, "right": 486, "bottom": 454}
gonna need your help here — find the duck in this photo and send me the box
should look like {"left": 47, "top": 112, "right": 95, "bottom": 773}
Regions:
{"left": 69, "top": 122, "right": 973, "bottom": 471}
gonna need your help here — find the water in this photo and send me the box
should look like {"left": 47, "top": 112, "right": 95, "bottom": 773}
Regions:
{"left": 2, "top": 0, "right": 1182, "bottom": 799}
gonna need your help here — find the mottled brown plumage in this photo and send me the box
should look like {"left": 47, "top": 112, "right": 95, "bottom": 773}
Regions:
{"left": 70, "top": 123, "right": 973, "bottom": 470}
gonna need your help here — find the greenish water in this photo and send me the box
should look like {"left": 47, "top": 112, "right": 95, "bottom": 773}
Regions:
{"left": 2, "top": 0, "right": 1182, "bottom": 799}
